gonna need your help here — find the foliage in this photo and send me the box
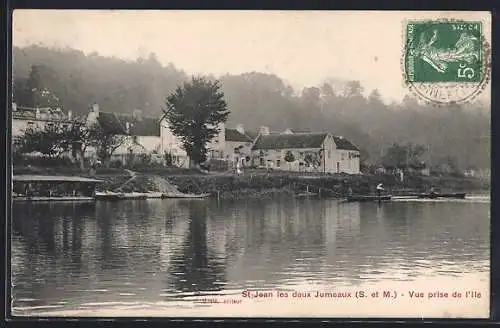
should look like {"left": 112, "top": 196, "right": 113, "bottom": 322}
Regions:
{"left": 284, "top": 151, "right": 295, "bottom": 163}
{"left": 163, "top": 76, "right": 230, "bottom": 166}
{"left": 87, "top": 123, "right": 129, "bottom": 164}
{"left": 381, "top": 143, "right": 427, "bottom": 171}
{"left": 16, "top": 122, "right": 68, "bottom": 158}
{"left": 12, "top": 45, "right": 490, "bottom": 171}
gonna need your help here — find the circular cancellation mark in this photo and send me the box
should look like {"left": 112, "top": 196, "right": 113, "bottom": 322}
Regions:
{"left": 401, "top": 18, "right": 491, "bottom": 105}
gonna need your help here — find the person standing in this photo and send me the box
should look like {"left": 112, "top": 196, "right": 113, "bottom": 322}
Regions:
{"left": 376, "top": 183, "right": 384, "bottom": 197}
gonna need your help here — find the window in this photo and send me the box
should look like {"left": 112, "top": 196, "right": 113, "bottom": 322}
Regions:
{"left": 341, "top": 152, "right": 346, "bottom": 160}
{"left": 327, "top": 150, "right": 331, "bottom": 159}
{"left": 276, "top": 160, "right": 281, "bottom": 167}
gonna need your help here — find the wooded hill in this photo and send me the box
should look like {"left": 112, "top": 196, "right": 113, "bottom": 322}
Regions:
{"left": 12, "top": 45, "right": 490, "bottom": 170}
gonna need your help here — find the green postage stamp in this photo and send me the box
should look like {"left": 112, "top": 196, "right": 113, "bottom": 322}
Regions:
{"left": 403, "top": 19, "right": 490, "bottom": 104}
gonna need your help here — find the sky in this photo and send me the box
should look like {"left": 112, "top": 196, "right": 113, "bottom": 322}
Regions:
{"left": 12, "top": 10, "right": 491, "bottom": 103}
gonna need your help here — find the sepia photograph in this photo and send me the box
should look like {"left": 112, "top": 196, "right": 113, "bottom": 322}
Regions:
{"left": 10, "top": 10, "right": 491, "bottom": 318}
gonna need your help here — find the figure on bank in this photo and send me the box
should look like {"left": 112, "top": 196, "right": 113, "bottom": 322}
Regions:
{"left": 376, "top": 183, "right": 385, "bottom": 197}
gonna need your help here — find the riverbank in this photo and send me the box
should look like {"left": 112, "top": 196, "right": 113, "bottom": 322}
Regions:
{"left": 13, "top": 166, "right": 490, "bottom": 200}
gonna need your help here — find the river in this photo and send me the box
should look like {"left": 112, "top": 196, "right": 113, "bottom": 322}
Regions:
{"left": 10, "top": 195, "right": 490, "bottom": 318}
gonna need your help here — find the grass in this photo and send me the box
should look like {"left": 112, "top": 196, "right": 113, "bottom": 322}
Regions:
{"left": 13, "top": 164, "right": 489, "bottom": 198}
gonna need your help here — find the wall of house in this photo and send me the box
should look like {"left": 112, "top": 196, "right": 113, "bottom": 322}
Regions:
{"left": 13, "top": 118, "right": 72, "bottom": 139}
{"left": 136, "top": 136, "right": 161, "bottom": 153}
{"left": 12, "top": 119, "right": 30, "bottom": 138}
{"left": 251, "top": 147, "right": 324, "bottom": 171}
{"left": 225, "top": 141, "right": 253, "bottom": 166}
{"left": 206, "top": 122, "right": 226, "bottom": 159}
{"left": 250, "top": 137, "right": 360, "bottom": 174}
{"left": 330, "top": 146, "right": 360, "bottom": 174}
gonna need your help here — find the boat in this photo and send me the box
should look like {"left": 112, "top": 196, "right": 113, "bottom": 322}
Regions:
{"left": 13, "top": 195, "right": 95, "bottom": 202}
{"left": 417, "top": 192, "right": 466, "bottom": 199}
{"left": 144, "top": 192, "right": 163, "bottom": 199}
{"left": 95, "top": 191, "right": 125, "bottom": 200}
{"left": 345, "top": 195, "right": 392, "bottom": 202}
{"left": 161, "top": 192, "right": 210, "bottom": 199}
{"left": 118, "top": 192, "right": 149, "bottom": 200}
{"left": 295, "top": 192, "right": 319, "bottom": 198}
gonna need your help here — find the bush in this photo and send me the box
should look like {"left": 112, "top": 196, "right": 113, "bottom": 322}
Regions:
{"left": 109, "top": 160, "right": 123, "bottom": 168}
{"left": 14, "top": 154, "right": 76, "bottom": 168}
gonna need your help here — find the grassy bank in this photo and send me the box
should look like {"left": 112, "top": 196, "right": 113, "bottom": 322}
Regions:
{"left": 13, "top": 165, "right": 490, "bottom": 200}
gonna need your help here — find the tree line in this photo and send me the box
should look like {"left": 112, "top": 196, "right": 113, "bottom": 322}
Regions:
{"left": 13, "top": 45, "right": 490, "bottom": 171}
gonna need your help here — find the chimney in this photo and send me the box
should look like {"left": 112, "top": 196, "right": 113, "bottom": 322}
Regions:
{"left": 133, "top": 109, "right": 142, "bottom": 121}
{"left": 125, "top": 122, "right": 130, "bottom": 134}
{"left": 92, "top": 103, "right": 99, "bottom": 114}
{"left": 12, "top": 103, "right": 17, "bottom": 111}
{"left": 259, "top": 126, "right": 270, "bottom": 135}
{"left": 35, "top": 108, "right": 40, "bottom": 119}
{"left": 236, "top": 124, "right": 245, "bottom": 135}
{"left": 68, "top": 110, "right": 72, "bottom": 120}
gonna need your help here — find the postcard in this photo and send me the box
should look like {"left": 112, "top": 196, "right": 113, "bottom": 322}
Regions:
{"left": 10, "top": 10, "right": 491, "bottom": 318}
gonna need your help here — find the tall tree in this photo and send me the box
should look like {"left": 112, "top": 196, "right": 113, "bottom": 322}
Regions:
{"left": 163, "top": 76, "right": 230, "bottom": 166}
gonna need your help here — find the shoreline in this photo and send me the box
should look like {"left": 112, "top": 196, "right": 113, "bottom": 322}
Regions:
{"left": 13, "top": 167, "right": 490, "bottom": 201}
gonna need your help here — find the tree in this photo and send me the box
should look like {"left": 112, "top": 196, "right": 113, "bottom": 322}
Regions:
{"left": 284, "top": 150, "right": 295, "bottom": 170}
{"left": 17, "top": 122, "right": 67, "bottom": 158}
{"left": 87, "top": 123, "right": 129, "bottom": 166}
{"left": 60, "top": 119, "right": 94, "bottom": 170}
{"left": 163, "top": 76, "right": 230, "bottom": 167}
{"left": 381, "top": 143, "right": 427, "bottom": 172}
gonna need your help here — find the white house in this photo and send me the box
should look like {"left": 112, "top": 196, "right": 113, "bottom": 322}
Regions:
{"left": 251, "top": 127, "right": 361, "bottom": 174}
{"left": 159, "top": 114, "right": 225, "bottom": 167}
{"left": 86, "top": 103, "right": 162, "bottom": 164}
{"left": 224, "top": 124, "right": 254, "bottom": 167}
{"left": 12, "top": 102, "right": 74, "bottom": 140}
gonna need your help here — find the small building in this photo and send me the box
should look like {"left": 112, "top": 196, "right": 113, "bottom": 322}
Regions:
{"left": 251, "top": 128, "right": 360, "bottom": 174}
{"left": 12, "top": 102, "right": 74, "bottom": 140}
{"left": 224, "top": 124, "right": 254, "bottom": 167}
{"left": 86, "top": 104, "right": 161, "bottom": 164}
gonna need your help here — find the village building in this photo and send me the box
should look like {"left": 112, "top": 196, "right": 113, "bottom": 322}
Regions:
{"left": 159, "top": 114, "right": 226, "bottom": 167}
{"left": 12, "top": 102, "right": 74, "bottom": 140}
{"left": 224, "top": 124, "right": 254, "bottom": 167}
{"left": 86, "top": 104, "right": 162, "bottom": 165}
{"left": 251, "top": 127, "right": 361, "bottom": 174}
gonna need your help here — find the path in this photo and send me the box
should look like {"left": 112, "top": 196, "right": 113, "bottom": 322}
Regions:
{"left": 114, "top": 169, "right": 138, "bottom": 192}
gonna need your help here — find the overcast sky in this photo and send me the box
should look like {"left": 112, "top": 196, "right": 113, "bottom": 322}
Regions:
{"left": 13, "top": 10, "right": 491, "bottom": 103}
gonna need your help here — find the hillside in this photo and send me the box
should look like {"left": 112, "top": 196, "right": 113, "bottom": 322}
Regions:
{"left": 12, "top": 45, "right": 490, "bottom": 170}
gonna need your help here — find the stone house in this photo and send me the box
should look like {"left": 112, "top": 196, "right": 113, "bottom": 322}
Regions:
{"left": 224, "top": 124, "right": 254, "bottom": 167}
{"left": 251, "top": 127, "right": 361, "bottom": 174}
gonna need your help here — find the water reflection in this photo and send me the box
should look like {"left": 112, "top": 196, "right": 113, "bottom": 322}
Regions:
{"left": 11, "top": 197, "right": 489, "bottom": 314}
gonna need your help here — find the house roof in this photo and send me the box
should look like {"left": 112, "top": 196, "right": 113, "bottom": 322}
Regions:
{"left": 245, "top": 131, "right": 259, "bottom": 140}
{"left": 252, "top": 133, "right": 328, "bottom": 150}
{"left": 12, "top": 107, "right": 72, "bottom": 122}
{"left": 97, "top": 112, "right": 160, "bottom": 136}
{"left": 225, "top": 128, "right": 253, "bottom": 142}
{"left": 251, "top": 132, "right": 360, "bottom": 151}
{"left": 333, "top": 136, "right": 360, "bottom": 151}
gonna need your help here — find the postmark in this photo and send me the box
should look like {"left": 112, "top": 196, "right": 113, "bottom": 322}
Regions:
{"left": 402, "top": 19, "right": 490, "bottom": 105}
